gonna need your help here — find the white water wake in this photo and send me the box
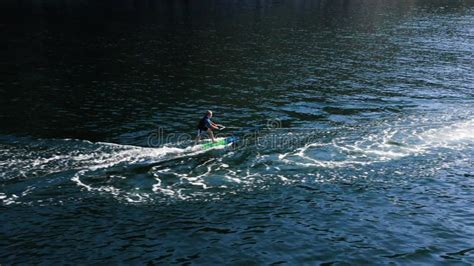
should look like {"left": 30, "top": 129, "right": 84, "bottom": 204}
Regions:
{"left": 279, "top": 118, "right": 474, "bottom": 168}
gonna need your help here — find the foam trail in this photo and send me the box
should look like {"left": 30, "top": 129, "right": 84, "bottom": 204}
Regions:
{"left": 1, "top": 137, "right": 228, "bottom": 204}
{"left": 280, "top": 118, "right": 474, "bottom": 168}
{"left": 70, "top": 138, "right": 234, "bottom": 203}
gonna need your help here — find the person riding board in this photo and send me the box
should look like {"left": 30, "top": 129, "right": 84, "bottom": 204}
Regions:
{"left": 196, "top": 110, "right": 224, "bottom": 143}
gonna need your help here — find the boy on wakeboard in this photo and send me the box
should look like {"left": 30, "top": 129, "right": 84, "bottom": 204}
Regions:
{"left": 196, "top": 110, "right": 224, "bottom": 143}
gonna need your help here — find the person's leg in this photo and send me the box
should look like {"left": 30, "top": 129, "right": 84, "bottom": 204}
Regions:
{"left": 195, "top": 130, "right": 201, "bottom": 144}
{"left": 207, "top": 129, "right": 216, "bottom": 142}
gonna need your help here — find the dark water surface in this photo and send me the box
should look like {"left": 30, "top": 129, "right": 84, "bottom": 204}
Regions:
{"left": 1, "top": 0, "right": 474, "bottom": 264}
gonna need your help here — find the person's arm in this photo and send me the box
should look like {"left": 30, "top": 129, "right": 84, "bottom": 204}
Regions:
{"left": 207, "top": 119, "right": 223, "bottom": 130}
{"left": 211, "top": 121, "right": 222, "bottom": 128}
{"left": 205, "top": 118, "right": 219, "bottom": 130}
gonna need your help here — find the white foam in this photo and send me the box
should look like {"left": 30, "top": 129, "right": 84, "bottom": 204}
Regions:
{"left": 281, "top": 118, "right": 474, "bottom": 168}
{"left": 3, "top": 118, "right": 472, "bottom": 205}
{"left": 69, "top": 138, "right": 239, "bottom": 203}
